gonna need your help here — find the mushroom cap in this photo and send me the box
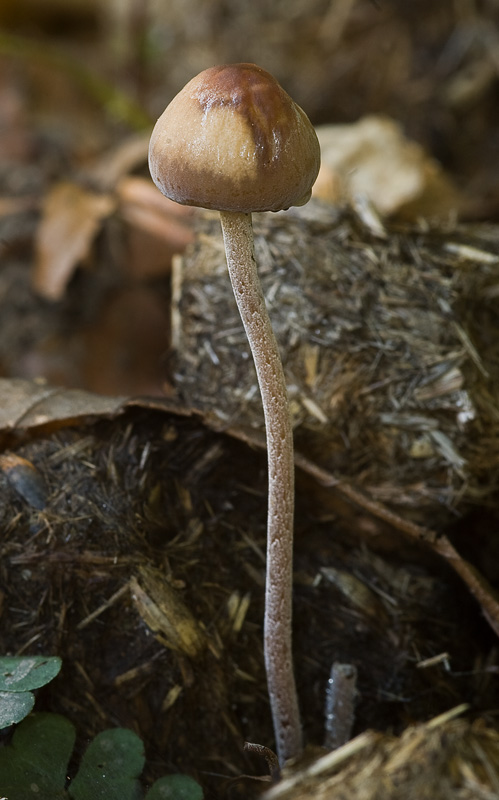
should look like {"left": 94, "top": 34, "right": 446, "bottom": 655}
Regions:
{"left": 148, "top": 63, "right": 321, "bottom": 213}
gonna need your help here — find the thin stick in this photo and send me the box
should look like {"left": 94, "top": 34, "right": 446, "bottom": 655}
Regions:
{"left": 225, "top": 424, "right": 499, "bottom": 641}
{"left": 220, "top": 210, "right": 301, "bottom": 765}
{"left": 76, "top": 582, "right": 130, "bottom": 630}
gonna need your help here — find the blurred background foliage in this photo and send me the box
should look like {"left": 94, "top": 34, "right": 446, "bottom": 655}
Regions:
{"left": 1, "top": 0, "right": 498, "bottom": 216}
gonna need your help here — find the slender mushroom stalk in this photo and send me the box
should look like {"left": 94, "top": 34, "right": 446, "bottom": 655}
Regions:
{"left": 219, "top": 210, "right": 300, "bottom": 761}
{"left": 148, "top": 63, "right": 320, "bottom": 765}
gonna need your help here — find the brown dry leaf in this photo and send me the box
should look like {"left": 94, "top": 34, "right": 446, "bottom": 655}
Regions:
{"left": 116, "top": 176, "right": 195, "bottom": 276}
{"left": 0, "top": 377, "right": 188, "bottom": 434}
{"left": 33, "top": 181, "right": 116, "bottom": 301}
{"left": 87, "top": 134, "right": 150, "bottom": 191}
{"left": 313, "top": 115, "right": 460, "bottom": 220}
{"left": 0, "top": 377, "right": 126, "bottom": 431}
{"left": 115, "top": 176, "right": 195, "bottom": 279}
{"left": 116, "top": 176, "right": 192, "bottom": 220}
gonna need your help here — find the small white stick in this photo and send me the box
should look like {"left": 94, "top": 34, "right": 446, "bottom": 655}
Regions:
{"left": 324, "top": 662, "right": 357, "bottom": 750}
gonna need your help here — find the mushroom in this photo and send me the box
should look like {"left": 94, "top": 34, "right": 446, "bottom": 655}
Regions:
{"left": 149, "top": 63, "right": 320, "bottom": 765}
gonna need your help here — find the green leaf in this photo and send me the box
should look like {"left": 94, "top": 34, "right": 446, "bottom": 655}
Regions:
{"left": 0, "top": 655, "right": 62, "bottom": 691}
{"left": 145, "top": 774, "right": 204, "bottom": 800}
{"left": 0, "top": 689, "right": 34, "bottom": 727}
{"left": 69, "top": 728, "right": 145, "bottom": 800}
{"left": 0, "top": 710, "right": 204, "bottom": 800}
{"left": 0, "top": 712, "right": 75, "bottom": 800}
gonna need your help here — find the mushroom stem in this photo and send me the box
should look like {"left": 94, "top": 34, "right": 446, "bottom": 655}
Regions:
{"left": 219, "top": 210, "right": 302, "bottom": 765}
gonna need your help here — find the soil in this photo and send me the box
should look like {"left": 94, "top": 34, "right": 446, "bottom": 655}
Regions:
{"left": 1, "top": 406, "right": 498, "bottom": 798}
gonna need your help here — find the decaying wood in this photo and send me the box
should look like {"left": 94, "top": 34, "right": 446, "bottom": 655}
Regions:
{"left": 173, "top": 201, "right": 499, "bottom": 531}
{"left": 130, "top": 566, "right": 208, "bottom": 658}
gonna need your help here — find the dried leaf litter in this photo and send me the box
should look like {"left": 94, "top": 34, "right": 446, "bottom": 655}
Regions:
{"left": 264, "top": 714, "right": 499, "bottom": 800}
{"left": 173, "top": 200, "right": 499, "bottom": 528}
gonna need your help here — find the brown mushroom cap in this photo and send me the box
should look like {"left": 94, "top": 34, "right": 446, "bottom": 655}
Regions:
{"left": 148, "top": 63, "right": 321, "bottom": 213}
